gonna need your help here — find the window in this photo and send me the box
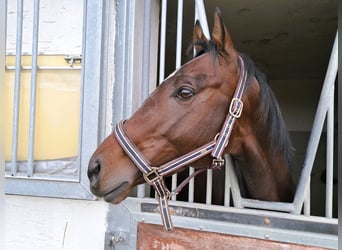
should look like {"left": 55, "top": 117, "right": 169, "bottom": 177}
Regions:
{"left": 5, "top": 0, "right": 111, "bottom": 199}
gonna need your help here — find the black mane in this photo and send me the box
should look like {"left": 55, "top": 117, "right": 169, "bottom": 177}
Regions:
{"left": 240, "top": 53, "right": 294, "bottom": 167}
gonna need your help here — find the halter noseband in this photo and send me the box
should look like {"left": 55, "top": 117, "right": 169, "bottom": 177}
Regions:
{"left": 114, "top": 56, "right": 247, "bottom": 230}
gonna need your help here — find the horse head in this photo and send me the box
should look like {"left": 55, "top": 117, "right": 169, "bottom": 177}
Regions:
{"left": 88, "top": 9, "right": 294, "bottom": 207}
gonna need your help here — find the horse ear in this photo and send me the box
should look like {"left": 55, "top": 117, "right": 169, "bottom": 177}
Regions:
{"left": 193, "top": 20, "right": 208, "bottom": 54}
{"left": 212, "top": 8, "right": 237, "bottom": 56}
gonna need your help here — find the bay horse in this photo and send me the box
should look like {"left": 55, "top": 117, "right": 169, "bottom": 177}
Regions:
{"left": 88, "top": 9, "right": 295, "bottom": 229}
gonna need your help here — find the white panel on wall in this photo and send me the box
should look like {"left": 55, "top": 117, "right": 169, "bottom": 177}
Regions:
{"left": 6, "top": 0, "right": 83, "bottom": 54}
{"left": 5, "top": 195, "right": 107, "bottom": 250}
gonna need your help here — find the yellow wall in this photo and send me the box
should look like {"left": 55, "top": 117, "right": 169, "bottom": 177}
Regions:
{"left": 5, "top": 55, "right": 81, "bottom": 161}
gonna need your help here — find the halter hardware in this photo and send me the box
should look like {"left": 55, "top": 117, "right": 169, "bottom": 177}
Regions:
{"left": 113, "top": 56, "right": 247, "bottom": 230}
{"left": 143, "top": 167, "right": 162, "bottom": 184}
{"left": 212, "top": 157, "right": 225, "bottom": 169}
{"left": 229, "top": 97, "right": 243, "bottom": 118}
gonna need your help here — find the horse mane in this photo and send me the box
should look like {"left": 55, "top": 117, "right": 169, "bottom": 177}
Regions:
{"left": 188, "top": 41, "right": 294, "bottom": 168}
{"left": 239, "top": 54, "right": 294, "bottom": 168}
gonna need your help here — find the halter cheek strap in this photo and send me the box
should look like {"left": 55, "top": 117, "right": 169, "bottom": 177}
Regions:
{"left": 211, "top": 56, "right": 247, "bottom": 160}
{"left": 113, "top": 56, "right": 247, "bottom": 230}
{"left": 114, "top": 122, "right": 174, "bottom": 229}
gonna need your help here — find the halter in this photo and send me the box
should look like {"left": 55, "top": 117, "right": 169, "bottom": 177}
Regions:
{"left": 114, "top": 56, "right": 247, "bottom": 230}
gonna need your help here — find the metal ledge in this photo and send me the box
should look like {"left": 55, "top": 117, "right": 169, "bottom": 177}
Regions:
{"left": 106, "top": 198, "right": 338, "bottom": 249}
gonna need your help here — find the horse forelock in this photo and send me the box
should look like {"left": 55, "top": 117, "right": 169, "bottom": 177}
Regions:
{"left": 186, "top": 39, "right": 218, "bottom": 60}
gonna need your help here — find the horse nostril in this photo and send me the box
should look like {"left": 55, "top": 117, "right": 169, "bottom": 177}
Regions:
{"left": 88, "top": 159, "right": 101, "bottom": 185}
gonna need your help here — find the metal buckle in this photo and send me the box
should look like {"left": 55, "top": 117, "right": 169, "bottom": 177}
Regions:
{"left": 229, "top": 97, "right": 243, "bottom": 118}
{"left": 143, "top": 167, "right": 162, "bottom": 184}
{"left": 212, "top": 158, "right": 225, "bottom": 169}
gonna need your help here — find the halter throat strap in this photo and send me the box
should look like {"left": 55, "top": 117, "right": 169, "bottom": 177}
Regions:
{"left": 113, "top": 56, "right": 247, "bottom": 230}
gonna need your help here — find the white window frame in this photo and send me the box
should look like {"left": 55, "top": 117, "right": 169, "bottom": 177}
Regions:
{"left": 4, "top": 0, "right": 114, "bottom": 200}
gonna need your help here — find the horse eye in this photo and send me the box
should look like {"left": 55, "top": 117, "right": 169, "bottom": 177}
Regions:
{"left": 176, "top": 87, "right": 195, "bottom": 100}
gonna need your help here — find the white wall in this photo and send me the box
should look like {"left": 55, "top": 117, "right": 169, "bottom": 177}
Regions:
{"left": 5, "top": 195, "right": 108, "bottom": 250}
{"left": 6, "top": 0, "right": 83, "bottom": 55}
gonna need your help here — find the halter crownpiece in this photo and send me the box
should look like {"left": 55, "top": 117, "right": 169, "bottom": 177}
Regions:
{"left": 114, "top": 56, "right": 247, "bottom": 230}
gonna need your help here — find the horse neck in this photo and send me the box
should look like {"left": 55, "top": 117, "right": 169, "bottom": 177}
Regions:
{"left": 232, "top": 132, "right": 294, "bottom": 202}
{"left": 228, "top": 84, "right": 294, "bottom": 202}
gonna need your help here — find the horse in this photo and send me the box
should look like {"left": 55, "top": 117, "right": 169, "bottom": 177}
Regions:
{"left": 87, "top": 9, "right": 295, "bottom": 229}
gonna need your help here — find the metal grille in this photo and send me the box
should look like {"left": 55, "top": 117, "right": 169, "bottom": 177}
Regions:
{"left": 5, "top": 0, "right": 82, "bottom": 179}
{"left": 4, "top": 0, "right": 110, "bottom": 200}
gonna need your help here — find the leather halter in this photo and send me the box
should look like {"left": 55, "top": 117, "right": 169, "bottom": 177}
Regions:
{"left": 114, "top": 56, "right": 247, "bottom": 230}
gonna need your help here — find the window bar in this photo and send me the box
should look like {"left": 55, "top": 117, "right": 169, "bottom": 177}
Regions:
{"left": 11, "top": 0, "right": 24, "bottom": 176}
{"left": 303, "top": 178, "right": 311, "bottom": 215}
{"left": 158, "top": 0, "right": 167, "bottom": 84}
{"left": 225, "top": 154, "right": 243, "bottom": 208}
{"left": 27, "top": 0, "right": 40, "bottom": 177}
{"left": 98, "top": 0, "right": 110, "bottom": 143}
{"left": 112, "top": 0, "right": 128, "bottom": 123}
{"left": 224, "top": 154, "right": 232, "bottom": 206}
{"left": 122, "top": 1, "right": 134, "bottom": 120}
{"left": 169, "top": 0, "right": 183, "bottom": 201}
{"left": 171, "top": 172, "right": 177, "bottom": 201}
{"left": 6, "top": 65, "right": 82, "bottom": 70}
{"left": 195, "top": 0, "right": 212, "bottom": 205}
{"left": 137, "top": 0, "right": 153, "bottom": 198}
{"left": 206, "top": 169, "right": 212, "bottom": 205}
{"left": 326, "top": 84, "right": 334, "bottom": 218}
{"left": 194, "top": 0, "right": 210, "bottom": 39}
{"left": 142, "top": 0, "right": 152, "bottom": 100}
{"left": 292, "top": 31, "right": 337, "bottom": 214}
{"left": 188, "top": 166, "right": 194, "bottom": 202}
{"left": 175, "top": 0, "right": 183, "bottom": 68}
